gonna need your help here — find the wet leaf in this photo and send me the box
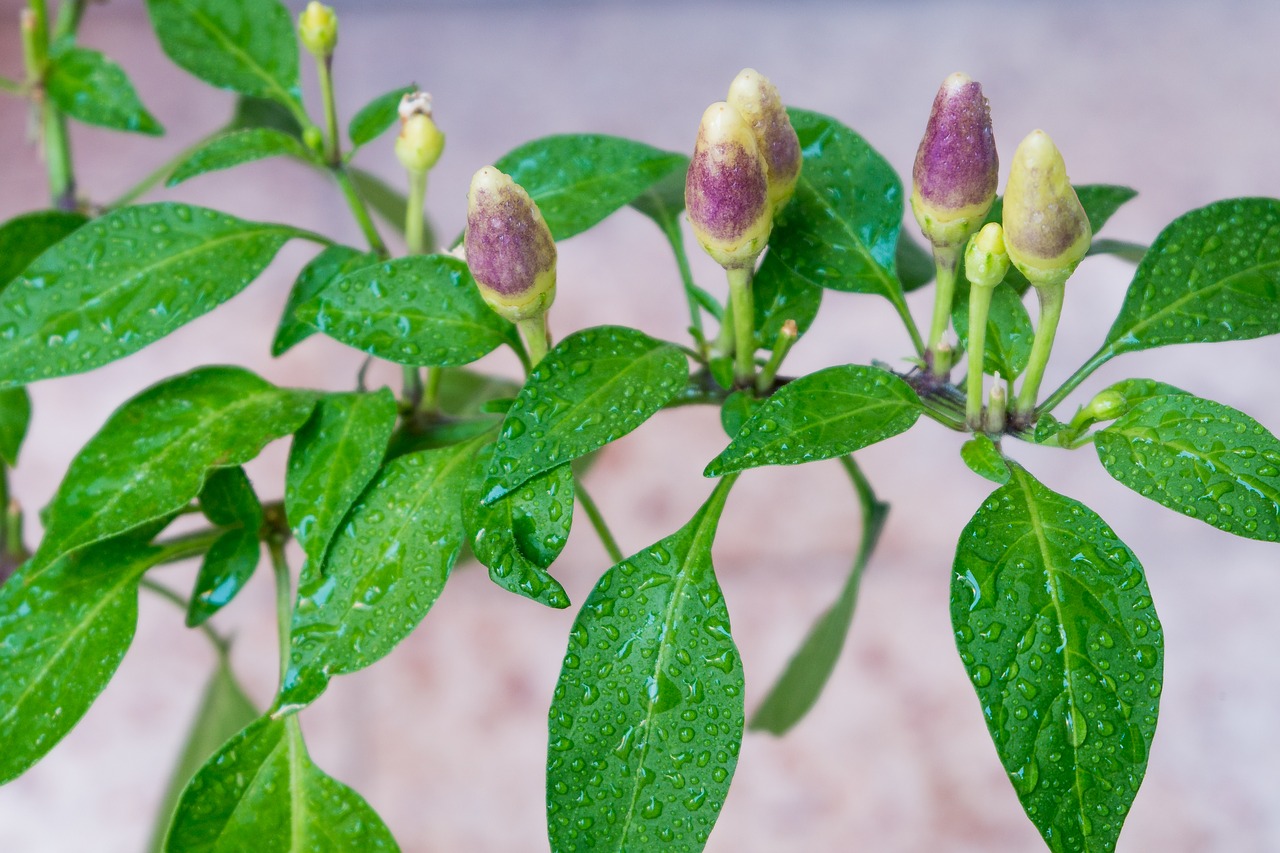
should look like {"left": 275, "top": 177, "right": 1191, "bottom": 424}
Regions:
{"left": 186, "top": 467, "right": 263, "bottom": 627}
{"left": 45, "top": 44, "right": 162, "bottom": 136}
{"left": 495, "top": 134, "right": 687, "bottom": 240}
{"left": 719, "top": 391, "right": 762, "bottom": 440}
{"left": 896, "top": 232, "right": 935, "bottom": 292}
{"left": 286, "top": 389, "right": 398, "bottom": 568}
{"left": 960, "top": 434, "right": 1011, "bottom": 484}
{"left": 227, "top": 94, "right": 302, "bottom": 137}
{"left": 32, "top": 367, "right": 314, "bottom": 571}
{"left": 295, "top": 254, "right": 517, "bottom": 367}
{"left": 167, "top": 128, "right": 314, "bottom": 186}
{"left": 753, "top": 248, "right": 822, "bottom": 347}
{"left": 0, "top": 210, "right": 88, "bottom": 288}
{"left": 0, "top": 203, "right": 315, "bottom": 388}
{"left": 547, "top": 479, "right": 742, "bottom": 852}
{"left": 464, "top": 443, "right": 573, "bottom": 609}
{"left": 952, "top": 464, "right": 1162, "bottom": 853}
{"left": 349, "top": 85, "right": 414, "bottom": 149}
{"left": 282, "top": 437, "right": 481, "bottom": 709}
{"left": 1096, "top": 393, "right": 1280, "bottom": 542}
{"left": 953, "top": 281, "right": 1034, "bottom": 379}
{"left": 705, "top": 365, "right": 920, "bottom": 476}
{"left": 272, "top": 245, "right": 380, "bottom": 357}
{"left": 165, "top": 715, "right": 398, "bottom": 852}
{"left": 146, "top": 0, "right": 301, "bottom": 109}
{"left": 0, "top": 387, "right": 31, "bottom": 466}
{"left": 483, "top": 326, "right": 688, "bottom": 502}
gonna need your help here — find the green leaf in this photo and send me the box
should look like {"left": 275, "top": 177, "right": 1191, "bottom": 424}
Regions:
{"left": 165, "top": 715, "right": 398, "bottom": 852}
{"left": 167, "top": 128, "right": 314, "bottom": 187}
{"left": 546, "top": 479, "right": 743, "bottom": 852}
{"left": 483, "top": 326, "right": 688, "bottom": 502}
{"left": 719, "top": 390, "right": 762, "bottom": 440}
{"left": 146, "top": 0, "right": 301, "bottom": 110}
{"left": 896, "top": 232, "right": 935, "bottom": 292}
{"left": 0, "top": 530, "right": 174, "bottom": 784}
{"left": 226, "top": 94, "right": 302, "bottom": 137}
{"left": 1088, "top": 239, "right": 1147, "bottom": 264}
{"left": 147, "top": 654, "right": 258, "bottom": 853}
{"left": 296, "top": 254, "right": 517, "bottom": 367}
{"left": 767, "top": 109, "right": 907, "bottom": 310}
{"left": 628, "top": 163, "right": 687, "bottom": 230}
{"left": 951, "top": 465, "right": 1162, "bottom": 853}
{"left": 953, "top": 282, "right": 1034, "bottom": 379}
{"left": 495, "top": 134, "right": 687, "bottom": 240}
{"left": 0, "top": 203, "right": 314, "bottom": 388}
{"left": 705, "top": 365, "right": 921, "bottom": 476}
{"left": 286, "top": 390, "right": 398, "bottom": 568}
{"left": 186, "top": 467, "right": 263, "bottom": 627}
{"left": 960, "top": 434, "right": 1011, "bottom": 484}
{"left": 1101, "top": 198, "right": 1280, "bottom": 358}
{"left": 753, "top": 248, "right": 822, "bottom": 346}
{"left": 282, "top": 437, "right": 481, "bottom": 709}
{"left": 272, "top": 245, "right": 379, "bottom": 357}
{"left": 436, "top": 368, "right": 521, "bottom": 417}
{"left": 0, "top": 387, "right": 31, "bottom": 466}
{"left": 464, "top": 443, "right": 573, "bottom": 609}
{"left": 32, "top": 367, "right": 314, "bottom": 570}
{"left": 750, "top": 458, "right": 887, "bottom": 734}
{"left": 349, "top": 85, "right": 414, "bottom": 148}
{"left": 0, "top": 210, "right": 88, "bottom": 288}
{"left": 1096, "top": 394, "right": 1280, "bottom": 542}
{"left": 1092, "top": 379, "right": 1189, "bottom": 416}
{"left": 45, "top": 44, "right": 163, "bottom": 135}
{"left": 348, "top": 167, "right": 433, "bottom": 251}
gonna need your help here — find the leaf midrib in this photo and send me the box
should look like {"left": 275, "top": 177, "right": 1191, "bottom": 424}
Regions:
{"left": 170, "top": 0, "right": 297, "bottom": 107}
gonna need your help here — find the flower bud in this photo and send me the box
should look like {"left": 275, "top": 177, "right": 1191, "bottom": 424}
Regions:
{"left": 465, "top": 167, "right": 556, "bottom": 323}
{"left": 685, "top": 102, "right": 772, "bottom": 270}
{"left": 395, "top": 91, "right": 445, "bottom": 174}
{"left": 1081, "top": 389, "right": 1126, "bottom": 422}
{"left": 910, "top": 73, "right": 998, "bottom": 249}
{"left": 302, "top": 125, "right": 324, "bottom": 155}
{"left": 1002, "top": 130, "right": 1091, "bottom": 289}
{"left": 726, "top": 68, "right": 802, "bottom": 216}
{"left": 297, "top": 2, "right": 338, "bottom": 59}
{"left": 964, "top": 222, "right": 1010, "bottom": 289}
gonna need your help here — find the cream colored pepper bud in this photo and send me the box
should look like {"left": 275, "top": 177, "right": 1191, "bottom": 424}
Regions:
{"left": 395, "top": 91, "right": 445, "bottom": 174}
{"left": 465, "top": 167, "right": 557, "bottom": 323}
{"left": 726, "top": 68, "right": 802, "bottom": 216}
{"left": 1002, "top": 130, "right": 1091, "bottom": 288}
{"left": 965, "top": 222, "right": 1011, "bottom": 289}
{"left": 297, "top": 1, "right": 337, "bottom": 59}
{"left": 685, "top": 102, "right": 773, "bottom": 270}
{"left": 910, "top": 72, "right": 999, "bottom": 249}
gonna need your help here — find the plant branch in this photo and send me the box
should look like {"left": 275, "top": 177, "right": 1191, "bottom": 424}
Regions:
{"left": 334, "top": 166, "right": 387, "bottom": 255}
{"left": 1036, "top": 344, "right": 1114, "bottom": 416}
{"left": 268, "top": 539, "right": 292, "bottom": 689}
{"left": 574, "top": 477, "right": 624, "bottom": 564}
{"left": 139, "top": 577, "right": 231, "bottom": 655}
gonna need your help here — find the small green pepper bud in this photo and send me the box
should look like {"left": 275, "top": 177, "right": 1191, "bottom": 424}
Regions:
{"left": 302, "top": 125, "right": 324, "bottom": 155}
{"left": 395, "top": 91, "right": 445, "bottom": 174}
{"left": 1002, "top": 130, "right": 1091, "bottom": 289}
{"left": 1081, "top": 389, "right": 1126, "bottom": 422}
{"left": 987, "top": 378, "right": 1007, "bottom": 433}
{"left": 964, "top": 222, "right": 1010, "bottom": 289}
{"left": 685, "top": 102, "right": 772, "bottom": 270}
{"left": 726, "top": 68, "right": 802, "bottom": 217}
{"left": 910, "top": 73, "right": 998, "bottom": 249}
{"left": 297, "top": 1, "right": 338, "bottom": 60}
{"left": 465, "top": 166, "right": 556, "bottom": 323}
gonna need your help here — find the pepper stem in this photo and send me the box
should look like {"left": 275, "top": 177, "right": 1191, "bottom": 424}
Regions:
{"left": 1016, "top": 282, "right": 1066, "bottom": 416}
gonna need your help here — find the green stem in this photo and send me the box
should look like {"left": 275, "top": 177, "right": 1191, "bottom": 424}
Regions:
{"left": 139, "top": 577, "right": 231, "bottom": 655}
{"left": 268, "top": 539, "right": 292, "bottom": 688}
{"left": 726, "top": 266, "right": 756, "bottom": 387}
{"left": 755, "top": 322, "right": 797, "bottom": 394}
{"left": 518, "top": 314, "right": 550, "bottom": 369}
{"left": 1015, "top": 282, "right": 1066, "bottom": 415}
{"left": 1036, "top": 345, "right": 1114, "bottom": 416}
{"left": 334, "top": 167, "right": 387, "bottom": 255}
{"left": 926, "top": 244, "right": 959, "bottom": 374}
{"left": 713, "top": 299, "right": 736, "bottom": 359}
{"left": 401, "top": 366, "right": 423, "bottom": 409}
{"left": 26, "top": 0, "right": 49, "bottom": 66}
{"left": 888, "top": 286, "right": 926, "bottom": 358}
{"left": 52, "top": 0, "right": 86, "bottom": 39}
{"left": 405, "top": 169, "right": 427, "bottom": 255}
{"left": 965, "top": 283, "right": 995, "bottom": 429}
{"left": 316, "top": 55, "right": 340, "bottom": 166}
{"left": 574, "top": 477, "right": 623, "bottom": 564}
{"left": 663, "top": 222, "right": 707, "bottom": 359}
{"left": 108, "top": 135, "right": 214, "bottom": 208}
{"left": 422, "top": 366, "right": 443, "bottom": 414}
{"left": 0, "top": 77, "right": 23, "bottom": 95}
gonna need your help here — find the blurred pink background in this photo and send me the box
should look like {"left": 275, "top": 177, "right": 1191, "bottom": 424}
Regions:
{"left": 2, "top": 1, "right": 1279, "bottom": 850}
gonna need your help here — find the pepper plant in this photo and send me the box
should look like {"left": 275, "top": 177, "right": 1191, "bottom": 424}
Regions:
{"left": 1, "top": 1, "right": 1278, "bottom": 851}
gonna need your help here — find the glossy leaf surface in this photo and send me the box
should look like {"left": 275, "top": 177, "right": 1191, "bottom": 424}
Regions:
{"left": 495, "top": 134, "right": 687, "bottom": 240}
{"left": 349, "top": 85, "right": 414, "bottom": 148}
{"left": 484, "top": 326, "right": 688, "bottom": 502}
{"left": 165, "top": 716, "right": 398, "bottom": 852}
{"left": 0, "top": 203, "right": 310, "bottom": 388}
{"left": 45, "top": 44, "right": 162, "bottom": 135}
{"left": 464, "top": 443, "right": 573, "bottom": 609}
{"left": 0, "top": 387, "right": 31, "bottom": 465}
{"left": 0, "top": 532, "right": 170, "bottom": 784}
{"left": 753, "top": 248, "right": 822, "bottom": 345}
{"left": 187, "top": 467, "right": 263, "bottom": 626}
{"left": 167, "top": 128, "right": 313, "bottom": 186}
{"left": 896, "top": 233, "right": 935, "bottom": 292}
{"left": 1102, "top": 198, "right": 1280, "bottom": 356}
{"left": 286, "top": 390, "right": 398, "bottom": 568}
{"left": 1096, "top": 394, "right": 1280, "bottom": 541}
{"left": 547, "top": 479, "right": 743, "bottom": 852}
{"left": 283, "top": 438, "right": 480, "bottom": 708}
{"left": 952, "top": 465, "right": 1162, "bottom": 853}
{"left": 271, "top": 246, "right": 378, "bottom": 356}
{"left": 33, "top": 367, "right": 313, "bottom": 570}
{"left": 296, "top": 254, "right": 517, "bottom": 367}
{"left": 146, "top": 0, "right": 301, "bottom": 108}
{"left": 705, "top": 365, "right": 920, "bottom": 476}
{"left": 960, "top": 434, "right": 1011, "bottom": 484}
{"left": 0, "top": 210, "right": 87, "bottom": 288}
{"left": 954, "top": 281, "right": 1034, "bottom": 379}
